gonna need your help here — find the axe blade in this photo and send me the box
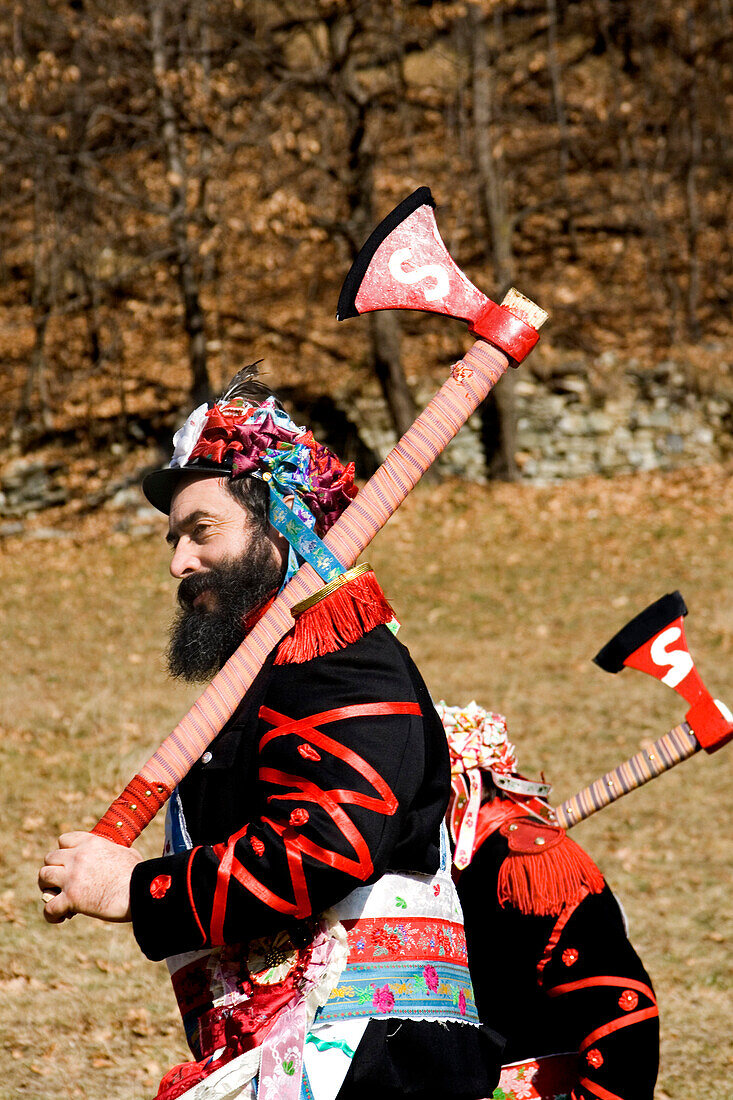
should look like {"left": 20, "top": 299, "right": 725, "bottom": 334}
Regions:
{"left": 337, "top": 187, "right": 487, "bottom": 324}
{"left": 337, "top": 187, "right": 543, "bottom": 362}
{"left": 594, "top": 591, "right": 733, "bottom": 754}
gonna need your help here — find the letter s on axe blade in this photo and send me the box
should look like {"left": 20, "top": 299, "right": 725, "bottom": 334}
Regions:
{"left": 88, "top": 188, "right": 547, "bottom": 850}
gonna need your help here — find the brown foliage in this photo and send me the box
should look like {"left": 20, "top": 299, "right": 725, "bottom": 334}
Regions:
{"left": 0, "top": 0, "right": 732, "bottom": 459}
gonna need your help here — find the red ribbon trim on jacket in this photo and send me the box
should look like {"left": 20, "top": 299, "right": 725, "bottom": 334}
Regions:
{"left": 547, "top": 976, "right": 658, "bottom": 1100}
{"left": 207, "top": 701, "right": 421, "bottom": 943}
{"left": 577, "top": 1006, "right": 660, "bottom": 1052}
{"left": 547, "top": 975, "right": 657, "bottom": 1003}
{"left": 536, "top": 892, "right": 587, "bottom": 983}
{"left": 576, "top": 1076, "right": 625, "bottom": 1100}
{"left": 258, "top": 702, "right": 420, "bottom": 747}
{"left": 186, "top": 846, "right": 207, "bottom": 946}
{"left": 547, "top": 975, "right": 658, "bottom": 1056}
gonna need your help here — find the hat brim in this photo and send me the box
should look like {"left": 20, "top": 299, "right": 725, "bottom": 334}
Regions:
{"left": 142, "top": 460, "right": 230, "bottom": 515}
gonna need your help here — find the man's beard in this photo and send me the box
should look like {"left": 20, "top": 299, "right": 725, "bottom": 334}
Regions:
{"left": 166, "top": 540, "right": 284, "bottom": 683}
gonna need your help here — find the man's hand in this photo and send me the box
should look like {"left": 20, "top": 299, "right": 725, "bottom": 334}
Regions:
{"left": 38, "top": 832, "right": 143, "bottom": 925}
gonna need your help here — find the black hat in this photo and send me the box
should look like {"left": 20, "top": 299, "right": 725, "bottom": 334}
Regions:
{"left": 142, "top": 456, "right": 234, "bottom": 516}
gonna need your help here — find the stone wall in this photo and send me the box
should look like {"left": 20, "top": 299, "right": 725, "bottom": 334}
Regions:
{"left": 349, "top": 354, "right": 733, "bottom": 483}
{"left": 1, "top": 356, "right": 731, "bottom": 531}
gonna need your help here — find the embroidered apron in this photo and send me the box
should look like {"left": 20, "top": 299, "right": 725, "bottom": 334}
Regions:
{"left": 157, "top": 793, "right": 478, "bottom": 1100}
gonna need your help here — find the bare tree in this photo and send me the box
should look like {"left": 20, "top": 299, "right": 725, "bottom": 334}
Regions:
{"left": 149, "top": 0, "right": 211, "bottom": 404}
{"left": 289, "top": 2, "right": 418, "bottom": 439}
{"left": 465, "top": 3, "right": 518, "bottom": 480}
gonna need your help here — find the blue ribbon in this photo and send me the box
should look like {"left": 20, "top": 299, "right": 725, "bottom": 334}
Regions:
{"left": 269, "top": 487, "right": 344, "bottom": 584}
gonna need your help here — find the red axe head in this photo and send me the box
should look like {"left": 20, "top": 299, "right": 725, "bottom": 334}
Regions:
{"left": 594, "top": 591, "right": 733, "bottom": 753}
{"left": 337, "top": 187, "right": 543, "bottom": 363}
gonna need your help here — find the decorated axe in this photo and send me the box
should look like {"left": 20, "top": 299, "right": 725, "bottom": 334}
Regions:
{"left": 555, "top": 592, "right": 733, "bottom": 829}
{"left": 91, "top": 187, "right": 547, "bottom": 847}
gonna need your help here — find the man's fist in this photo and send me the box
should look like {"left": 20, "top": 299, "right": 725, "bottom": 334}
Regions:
{"left": 38, "top": 831, "right": 143, "bottom": 924}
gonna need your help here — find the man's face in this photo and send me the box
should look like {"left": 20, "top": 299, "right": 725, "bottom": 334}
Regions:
{"left": 165, "top": 475, "right": 285, "bottom": 681}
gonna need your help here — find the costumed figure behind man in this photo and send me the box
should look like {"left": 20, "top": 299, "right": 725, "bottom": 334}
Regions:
{"left": 39, "top": 367, "right": 502, "bottom": 1100}
{"left": 438, "top": 701, "right": 659, "bottom": 1100}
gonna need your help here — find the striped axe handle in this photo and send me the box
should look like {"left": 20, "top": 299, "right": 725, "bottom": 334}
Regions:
{"left": 94, "top": 293, "right": 547, "bottom": 846}
{"left": 554, "top": 723, "right": 701, "bottom": 830}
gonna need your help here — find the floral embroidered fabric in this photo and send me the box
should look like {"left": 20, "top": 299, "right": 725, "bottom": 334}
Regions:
{"left": 492, "top": 1053, "right": 578, "bottom": 1100}
{"left": 320, "top": 825, "right": 479, "bottom": 1027}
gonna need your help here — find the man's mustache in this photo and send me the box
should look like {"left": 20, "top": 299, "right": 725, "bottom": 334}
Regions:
{"left": 177, "top": 571, "right": 215, "bottom": 611}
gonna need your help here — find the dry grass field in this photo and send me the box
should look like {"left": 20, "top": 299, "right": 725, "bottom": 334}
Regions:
{"left": 1, "top": 463, "right": 731, "bottom": 1099}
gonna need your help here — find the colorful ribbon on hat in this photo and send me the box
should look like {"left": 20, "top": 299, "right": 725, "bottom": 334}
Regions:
{"left": 269, "top": 488, "right": 344, "bottom": 585}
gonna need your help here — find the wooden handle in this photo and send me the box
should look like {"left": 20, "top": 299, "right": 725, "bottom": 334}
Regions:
{"left": 555, "top": 723, "right": 700, "bottom": 830}
{"left": 92, "top": 291, "right": 545, "bottom": 847}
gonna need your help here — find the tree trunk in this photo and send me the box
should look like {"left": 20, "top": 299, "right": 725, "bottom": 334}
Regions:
{"left": 328, "top": 11, "right": 416, "bottom": 444}
{"left": 16, "top": 182, "right": 53, "bottom": 439}
{"left": 684, "top": 5, "right": 702, "bottom": 343}
{"left": 149, "top": 0, "right": 211, "bottom": 406}
{"left": 368, "top": 311, "right": 416, "bottom": 440}
{"left": 480, "top": 367, "right": 518, "bottom": 482}
{"left": 546, "top": 0, "right": 579, "bottom": 259}
{"left": 468, "top": 2, "right": 513, "bottom": 290}
{"left": 466, "top": 2, "right": 518, "bottom": 481}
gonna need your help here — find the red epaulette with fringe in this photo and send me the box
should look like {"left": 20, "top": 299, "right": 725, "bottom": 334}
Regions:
{"left": 497, "top": 816, "right": 605, "bottom": 917}
{"left": 274, "top": 565, "right": 396, "bottom": 665}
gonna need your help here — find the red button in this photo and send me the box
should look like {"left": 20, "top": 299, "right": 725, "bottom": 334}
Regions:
{"left": 586, "top": 1048, "right": 604, "bottom": 1068}
{"left": 289, "top": 808, "right": 309, "bottom": 826}
{"left": 562, "top": 948, "right": 579, "bottom": 966}
{"left": 619, "top": 990, "right": 639, "bottom": 1011}
{"left": 150, "top": 874, "right": 172, "bottom": 900}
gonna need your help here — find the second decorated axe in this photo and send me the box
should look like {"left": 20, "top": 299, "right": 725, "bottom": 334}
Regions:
{"left": 555, "top": 592, "right": 733, "bottom": 829}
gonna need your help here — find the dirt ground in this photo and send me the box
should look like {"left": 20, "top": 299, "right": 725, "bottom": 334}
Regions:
{"left": 1, "top": 463, "right": 731, "bottom": 1099}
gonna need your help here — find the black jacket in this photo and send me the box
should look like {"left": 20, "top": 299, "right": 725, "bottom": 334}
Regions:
{"left": 131, "top": 626, "right": 502, "bottom": 1100}
{"left": 457, "top": 823, "right": 659, "bottom": 1100}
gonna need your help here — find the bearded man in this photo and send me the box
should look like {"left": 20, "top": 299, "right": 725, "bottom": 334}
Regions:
{"left": 39, "top": 370, "right": 503, "bottom": 1100}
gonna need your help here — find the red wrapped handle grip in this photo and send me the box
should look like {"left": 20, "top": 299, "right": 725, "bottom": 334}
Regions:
{"left": 93, "top": 776, "right": 172, "bottom": 846}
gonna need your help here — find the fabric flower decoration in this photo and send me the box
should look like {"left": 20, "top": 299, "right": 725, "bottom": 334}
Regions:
{"left": 436, "top": 701, "right": 518, "bottom": 776}
{"left": 170, "top": 403, "right": 210, "bottom": 468}
{"left": 149, "top": 874, "right": 172, "bottom": 899}
{"left": 424, "top": 965, "right": 439, "bottom": 992}
{"left": 247, "top": 930, "right": 300, "bottom": 986}
{"left": 180, "top": 397, "right": 355, "bottom": 537}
